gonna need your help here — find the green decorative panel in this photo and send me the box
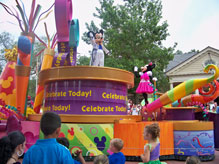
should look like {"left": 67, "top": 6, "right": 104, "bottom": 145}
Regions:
{"left": 40, "top": 123, "right": 114, "bottom": 156}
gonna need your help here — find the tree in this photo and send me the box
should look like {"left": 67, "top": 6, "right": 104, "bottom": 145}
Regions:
{"left": 189, "top": 49, "right": 199, "bottom": 53}
{"left": 174, "top": 49, "right": 199, "bottom": 55}
{"left": 175, "top": 50, "right": 183, "bottom": 55}
{"left": 82, "top": 0, "right": 176, "bottom": 92}
{"left": 0, "top": 32, "right": 15, "bottom": 50}
{"left": 28, "top": 36, "right": 49, "bottom": 99}
{"left": 0, "top": 32, "right": 16, "bottom": 73}
{"left": 77, "top": 55, "right": 90, "bottom": 65}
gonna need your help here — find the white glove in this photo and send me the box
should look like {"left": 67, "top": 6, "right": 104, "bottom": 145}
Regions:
{"left": 134, "top": 66, "right": 138, "bottom": 72}
{"left": 89, "top": 32, "right": 94, "bottom": 37}
{"left": 139, "top": 72, "right": 143, "bottom": 76}
{"left": 152, "top": 77, "right": 157, "bottom": 81}
{"left": 147, "top": 71, "right": 152, "bottom": 76}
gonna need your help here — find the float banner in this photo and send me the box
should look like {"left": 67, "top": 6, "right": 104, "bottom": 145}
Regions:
{"left": 68, "top": 47, "right": 77, "bottom": 66}
{"left": 43, "top": 80, "right": 128, "bottom": 115}
{"left": 52, "top": 52, "right": 68, "bottom": 67}
{"left": 52, "top": 42, "right": 69, "bottom": 67}
{"left": 58, "top": 42, "right": 69, "bottom": 53}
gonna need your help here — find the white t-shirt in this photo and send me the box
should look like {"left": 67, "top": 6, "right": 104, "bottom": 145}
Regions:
{"left": 132, "top": 108, "right": 139, "bottom": 115}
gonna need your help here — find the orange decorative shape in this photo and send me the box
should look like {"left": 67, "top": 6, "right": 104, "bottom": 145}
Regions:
{"left": 0, "top": 61, "right": 16, "bottom": 106}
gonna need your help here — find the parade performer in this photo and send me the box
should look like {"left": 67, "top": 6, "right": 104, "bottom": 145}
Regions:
{"left": 87, "top": 29, "right": 109, "bottom": 66}
{"left": 134, "top": 62, "right": 155, "bottom": 106}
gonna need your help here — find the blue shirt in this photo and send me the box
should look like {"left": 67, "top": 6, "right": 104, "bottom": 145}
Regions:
{"left": 108, "top": 152, "right": 126, "bottom": 164}
{"left": 23, "top": 138, "right": 75, "bottom": 164}
{"left": 216, "top": 106, "right": 219, "bottom": 114}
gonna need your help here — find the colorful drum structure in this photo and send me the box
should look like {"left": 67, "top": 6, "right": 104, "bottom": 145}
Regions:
{"left": 37, "top": 66, "right": 134, "bottom": 116}
{"left": 173, "top": 121, "right": 214, "bottom": 160}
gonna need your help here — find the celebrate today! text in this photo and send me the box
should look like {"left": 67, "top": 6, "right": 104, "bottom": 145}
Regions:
{"left": 45, "top": 90, "right": 127, "bottom": 101}
{"left": 44, "top": 89, "right": 127, "bottom": 113}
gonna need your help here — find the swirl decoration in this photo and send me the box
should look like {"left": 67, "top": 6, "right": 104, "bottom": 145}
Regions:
{"left": 198, "top": 83, "right": 214, "bottom": 95}
{"left": 147, "top": 64, "right": 219, "bottom": 112}
{"left": 172, "top": 80, "right": 219, "bottom": 107}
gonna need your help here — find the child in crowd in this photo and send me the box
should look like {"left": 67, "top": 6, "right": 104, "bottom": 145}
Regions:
{"left": 0, "top": 131, "right": 25, "bottom": 164}
{"left": 212, "top": 102, "right": 217, "bottom": 113}
{"left": 132, "top": 104, "right": 139, "bottom": 115}
{"left": 56, "top": 137, "right": 86, "bottom": 164}
{"left": 140, "top": 123, "right": 161, "bottom": 164}
{"left": 185, "top": 156, "right": 201, "bottom": 164}
{"left": 94, "top": 154, "right": 109, "bottom": 164}
{"left": 206, "top": 104, "right": 210, "bottom": 112}
{"left": 23, "top": 112, "right": 75, "bottom": 164}
{"left": 108, "top": 138, "right": 125, "bottom": 164}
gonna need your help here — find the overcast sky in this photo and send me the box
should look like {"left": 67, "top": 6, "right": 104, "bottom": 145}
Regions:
{"left": 1, "top": 0, "right": 219, "bottom": 56}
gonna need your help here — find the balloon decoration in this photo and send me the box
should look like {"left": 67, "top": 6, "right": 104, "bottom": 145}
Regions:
{"left": 52, "top": 0, "right": 79, "bottom": 67}
{"left": 0, "top": 0, "right": 54, "bottom": 115}
{"left": 33, "top": 0, "right": 80, "bottom": 113}
{"left": 16, "top": 35, "right": 32, "bottom": 114}
{"left": 0, "top": 0, "right": 80, "bottom": 116}
{"left": 0, "top": 47, "right": 17, "bottom": 107}
{"left": 0, "top": 48, "right": 31, "bottom": 120}
{"left": 33, "top": 23, "right": 56, "bottom": 113}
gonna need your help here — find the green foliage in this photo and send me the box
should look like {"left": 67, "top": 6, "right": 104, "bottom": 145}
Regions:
{"left": 82, "top": 21, "right": 99, "bottom": 44}
{"left": 77, "top": 55, "right": 90, "bottom": 65}
{"left": 28, "top": 36, "right": 50, "bottom": 98}
{"left": 175, "top": 50, "right": 183, "bottom": 55}
{"left": 0, "top": 32, "right": 16, "bottom": 74}
{"left": 175, "top": 49, "right": 199, "bottom": 55}
{"left": 188, "top": 49, "right": 199, "bottom": 53}
{"left": 28, "top": 78, "right": 36, "bottom": 99}
{"left": 0, "top": 32, "right": 16, "bottom": 50}
{"left": 82, "top": 0, "right": 176, "bottom": 92}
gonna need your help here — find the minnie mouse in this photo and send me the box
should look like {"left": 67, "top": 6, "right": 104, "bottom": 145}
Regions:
{"left": 134, "top": 62, "right": 155, "bottom": 106}
{"left": 87, "top": 29, "right": 109, "bottom": 66}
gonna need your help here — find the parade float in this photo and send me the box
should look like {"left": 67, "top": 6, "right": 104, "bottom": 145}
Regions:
{"left": 0, "top": 0, "right": 219, "bottom": 162}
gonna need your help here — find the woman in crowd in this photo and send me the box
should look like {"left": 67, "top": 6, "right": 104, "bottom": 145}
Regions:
{"left": 0, "top": 131, "right": 25, "bottom": 164}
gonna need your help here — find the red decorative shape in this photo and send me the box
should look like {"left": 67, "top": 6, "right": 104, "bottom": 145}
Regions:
{"left": 24, "top": 131, "right": 39, "bottom": 149}
{"left": 68, "top": 127, "right": 74, "bottom": 136}
{"left": 58, "top": 132, "right": 65, "bottom": 138}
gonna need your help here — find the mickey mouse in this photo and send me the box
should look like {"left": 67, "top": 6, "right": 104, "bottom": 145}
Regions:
{"left": 134, "top": 62, "right": 155, "bottom": 106}
{"left": 87, "top": 30, "right": 109, "bottom": 66}
{"left": 94, "top": 136, "right": 106, "bottom": 151}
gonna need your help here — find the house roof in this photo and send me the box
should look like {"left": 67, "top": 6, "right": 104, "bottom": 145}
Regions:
{"left": 165, "top": 46, "right": 219, "bottom": 73}
{"left": 165, "top": 52, "right": 197, "bottom": 72}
